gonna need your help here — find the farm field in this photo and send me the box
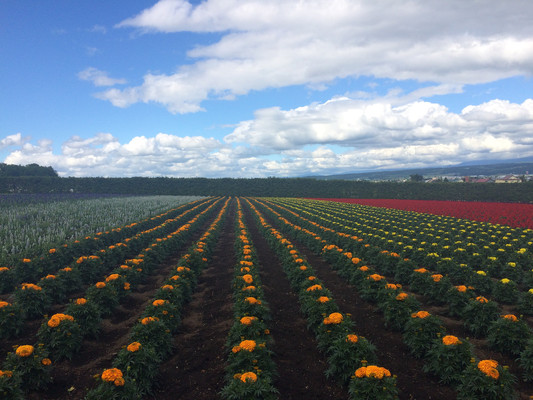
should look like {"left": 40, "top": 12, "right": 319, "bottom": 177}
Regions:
{"left": 310, "top": 198, "right": 533, "bottom": 229}
{"left": 1, "top": 196, "right": 533, "bottom": 399}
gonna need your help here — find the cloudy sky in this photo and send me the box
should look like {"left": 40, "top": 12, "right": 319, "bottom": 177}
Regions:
{"left": 2, "top": 0, "right": 533, "bottom": 178}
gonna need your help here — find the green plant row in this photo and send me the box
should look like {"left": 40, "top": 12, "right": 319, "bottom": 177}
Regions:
{"left": 85, "top": 198, "right": 229, "bottom": 399}
{"left": 259, "top": 197, "right": 533, "bottom": 384}
{"left": 0, "top": 198, "right": 225, "bottom": 398}
{"left": 251, "top": 198, "right": 520, "bottom": 399}
{"left": 0, "top": 197, "right": 209, "bottom": 293}
{"left": 245, "top": 199, "right": 399, "bottom": 400}
{"left": 272, "top": 197, "right": 533, "bottom": 290}
{"left": 220, "top": 198, "right": 278, "bottom": 400}
{"left": 0, "top": 198, "right": 218, "bottom": 341}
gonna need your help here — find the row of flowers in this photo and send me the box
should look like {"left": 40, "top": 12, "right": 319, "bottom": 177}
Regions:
{"left": 220, "top": 198, "right": 278, "bottom": 400}
{"left": 0, "top": 197, "right": 219, "bottom": 340}
{"left": 271, "top": 199, "right": 533, "bottom": 384}
{"left": 250, "top": 198, "right": 520, "bottom": 399}
{"left": 272, "top": 197, "right": 533, "bottom": 289}
{"left": 260, "top": 198, "right": 533, "bottom": 330}
{"left": 0, "top": 197, "right": 211, "bottom": 294}
{"left": 84, "top": 197, "right": 229, "bottom": 399}
{"left": 244, "top": 198, "right": 399, "bottom": 400}
{"left": 0, "top": 198, "right": 226, "bottom": 397}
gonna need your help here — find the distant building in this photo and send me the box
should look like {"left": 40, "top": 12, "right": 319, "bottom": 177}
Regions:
{"left": 494, "top": 174, "right": 522, "bottom": 183}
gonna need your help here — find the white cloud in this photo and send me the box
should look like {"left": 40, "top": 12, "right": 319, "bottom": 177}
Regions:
{"left": 105, "top": 0, "right": 533, "bottom": 113}
{"left": 4, "top": 95, "right": 533, "bottom": 178}
{"left": 89, "top": 25, "right": 107, "bottom": 34}
{"left": 78, "top": 67, "right": 127, "bottom": 87}
{"left": 0, "top": 133, "right": 27, "bottom": 149}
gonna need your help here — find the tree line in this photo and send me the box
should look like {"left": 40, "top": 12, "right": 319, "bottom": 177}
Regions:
{"left": 1, "top": 175, "right": 532, "bottom": 203}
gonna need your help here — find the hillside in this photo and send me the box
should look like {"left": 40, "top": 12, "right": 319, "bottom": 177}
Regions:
{"left": 308, "top": 161, "right": 533, "bottom": 181}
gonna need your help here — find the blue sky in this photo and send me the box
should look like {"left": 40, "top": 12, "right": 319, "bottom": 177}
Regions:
{"left": 2, "top": 0, "right": 533, "bottom": 178}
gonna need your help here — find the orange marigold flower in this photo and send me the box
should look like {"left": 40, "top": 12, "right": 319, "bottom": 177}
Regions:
{"left": 0, "top": 301, "right": 10, "bottom": 308}
{"left": 15, "top": 345, "right": 34, "bottom": 357}
{"left": 242, "top": 285, "right": 256, "bottom": 291}
{"left": 306, "top": 284, "right": 323, "bottom": 292}
{"left": 367, "top": 274, "right": 384, "bottom": 281}
{"left": 478, "top": 359, "right": 499, "bottom": 379}
{"left": 61, "top": 267, "right": 72, "bottom": 272}
{"left": 239, "top": 340, "right": 257, "bottom": 352}
{"left": 127, "top": 342, "right": 142, "bottom": 352}
{"left": 242, "top": 274, "right": 254, "bottom": 284}
{"left": 442, "top": 335, "right": 461, "bottom": 346}
{"left": 317, "top": 296, "right": 330, "bottom": 303}
{"left": 0, "top": 370, "right": 13, "bottom": 378}
{"left": 47, "top": 313, "right": 74, "bottom": 328}
{"left": 308, "top": 276, "right": 316, "bottom": 281}
{"left": 231, "top": 346, "right": 241, "bottom": 353}
{"left": 355, "top": 365, "right": 391, "bottom": 379}
{"left": 21, "top": 283, "right": 42, "bottom": 291}
{"left": 76, "top": 298, "right": 87, "bottom": 305}
{"left": 41, "top": 358, "right": 52, "bottom": 366}
{"left": 95, "top": 282, "right": 106, "bottom": 288}
{"left": 359, "top": 266, "right": 369, "bottom": 272}
{"left": 294, "top": 258, "right": 304, "bottom": 264}
{"left": 152, "top": 299, "right": 167, "bottom": 307}
{"left": 431, "top": 274, "right": 443, "bottom": 282}
{"left": 162, "top": 284, "right": 174, "bottom": 290}
{"left": 476, "top": 296, "right": 489, "bottom": 303}
{"left": 346, "top": 334, "right": 359, "bottom": 343}
{"left": 239, "top": 371, "right": 258, "bottom": 383}
{"left": 240, "top": 267, "right": 250, "bottom": 273}
{"left": 120, "top": 265, "right": 130, "bottom": 270}
{"left": 245, "top": 297, "right": 260, "bottom": 305}
{"left": 299, "top": 265, "right": 307, "bottom": 271}
{"left": 455, "top": 285, "right": 467, "bottom": 292}
{"left": 44, "top": 274, "right": 56, "bottom": 280}
{"left": 141, "top": 316, "right": 159, "bottom": 325}
{"left": 0, "top": 267, "right": 9, "bottom": 272}
{"left": 101, "top": 368, "right": 124, "bottom": 385}
{"left": 502, "top": 314, "right": 518, "bottom": 322}
{"left": 22, "top": 258, "right": 31, "bottom": 263}
{"left": 324, "top": 312, "right": 343, "bottom": 325}
{"left": 396, "top": 293, "right": 408, "bottom": 301}
{"left": 385, "top": 283, "right": 398, "bottom": 290}
{"left": 105, "top": 273, "right": 120, "bottom": 282}
{"left": 240, "top": 316, "right": 257, "bottom": 325}
{"left": 414, "top": 268, "right": 428, "bottom": 273}
{"left": 411, "top": 311, "right": 430, "bottom": 319}
{"left": 123, "top": 282, "right": 130, "bottom": 290}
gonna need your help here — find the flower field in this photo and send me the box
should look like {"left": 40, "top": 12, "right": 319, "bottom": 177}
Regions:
{"left": 310, "top": 198, "right": 533, "bottom": 229}
{"left": 1, "top": 196, "right": 533, "bottom": 399}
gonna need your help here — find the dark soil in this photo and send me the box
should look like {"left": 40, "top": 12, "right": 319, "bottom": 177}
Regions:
{"left": 8, "top": 197, "right": 533, "bottom": 399}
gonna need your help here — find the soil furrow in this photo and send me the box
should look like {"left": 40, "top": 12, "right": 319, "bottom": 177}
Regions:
{"left": 147, "top": 201, "right": 236, "bottom": 400}
{"left": 24, "top": 204, "right": 221, "bottom": 400}
{"left": 253, "top": 201, "right": 457, "bottom": 400}
{"left": 243, "top": 202, "right": 349, "bottom": 400}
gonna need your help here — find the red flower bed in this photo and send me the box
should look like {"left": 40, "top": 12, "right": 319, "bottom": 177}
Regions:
{"left": 309, "top": 199, "right": 533, "bottom": 229}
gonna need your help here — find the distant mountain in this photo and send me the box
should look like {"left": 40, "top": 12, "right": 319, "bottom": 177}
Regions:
{"left": 307, "top": 160, "right": 533, "bottom": 181}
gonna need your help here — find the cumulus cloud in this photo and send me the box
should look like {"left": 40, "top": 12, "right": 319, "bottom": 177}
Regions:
{"left": 4, "top": 96, "right": 533, "bottom": 178}
{"left": 224, "top": 96, "right": 533, "bottom": 175}
{"left": 4, "top": 132, "right": 226, "bottom": 177}
{"left": 0, "top": 133, "right": 28, "bottom": 149}
{"left": 78, "top": 67, "right": 127, "bottom": 87}
{"left": 103, "top": 0, "right": 533, "bottom": 113}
